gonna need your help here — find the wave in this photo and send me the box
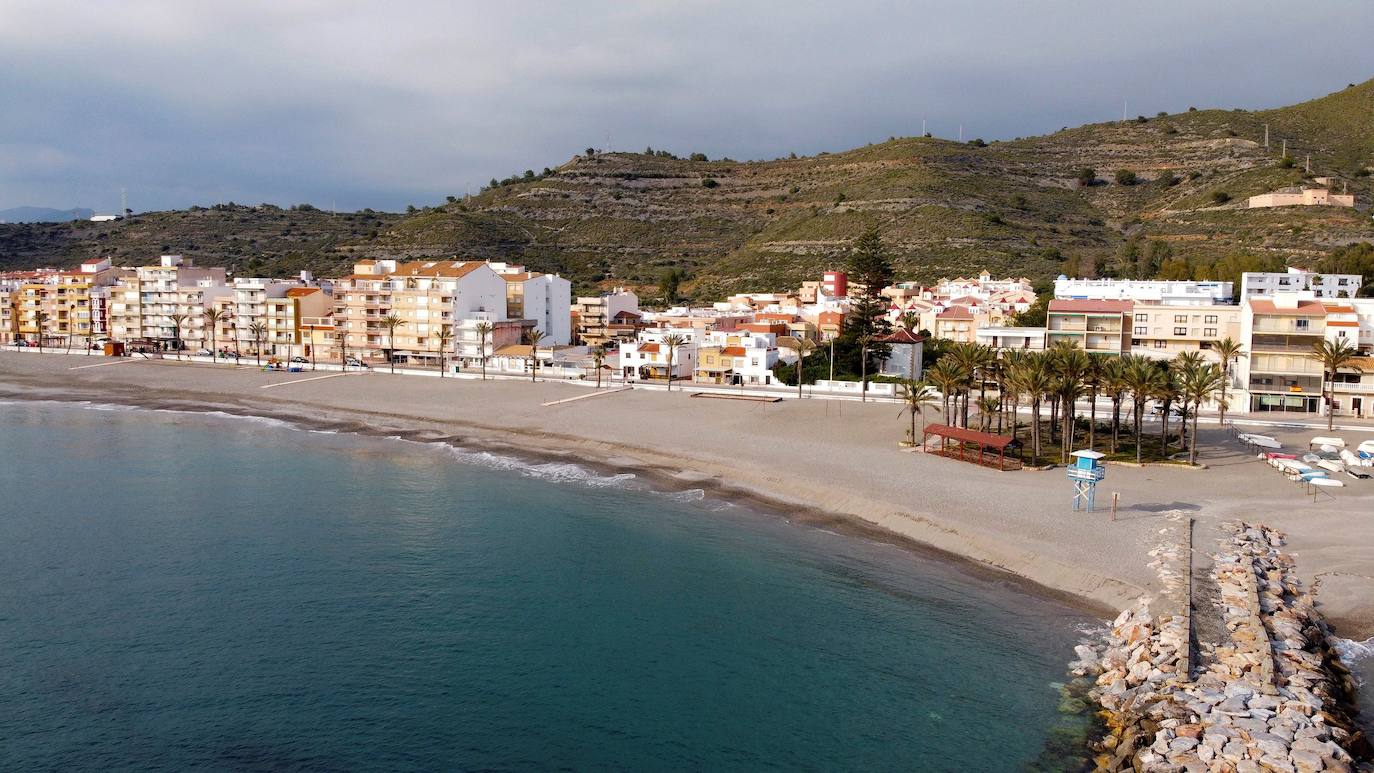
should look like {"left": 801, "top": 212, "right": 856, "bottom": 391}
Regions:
{"left": 440, "top": 447, "right": 641, "bottom": 489}
{"left": 1333, "top": 636, "right": 1374, "bottom": 666}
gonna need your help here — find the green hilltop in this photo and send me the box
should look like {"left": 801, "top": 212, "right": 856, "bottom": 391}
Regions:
{"left": 3, "top": 79, "right": 1372, "bottom": 297}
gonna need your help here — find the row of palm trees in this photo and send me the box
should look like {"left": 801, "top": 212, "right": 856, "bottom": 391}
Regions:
{"left": 911, "top": 340, "right": 1239, "bottom": 466}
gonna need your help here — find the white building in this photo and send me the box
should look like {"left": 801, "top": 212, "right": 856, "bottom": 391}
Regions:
{"left": 109, "top": 255, "right": 229, "bottom": 349}
{"left": 1240, "top": 269, "right": 1362, "bottom": 301}
{"left": 1054, "top": 276, "right": 1233, "bottom": 306}
{"left": 975, "top": 326, "right": 1047, "bottom": 351}
{"left": 619, "top": 328, "right": 698, "bottom": 382}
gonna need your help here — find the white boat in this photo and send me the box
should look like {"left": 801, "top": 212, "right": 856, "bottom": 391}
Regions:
{"left": 1359, "top": 440, "right": 1374, "bottom": 455}
{"left": 1311, "top": 436, "right": 1346, "bottom": 450}
{"left": 1341, "top": 449, "right": 1362, "bottom": 466}
{"left": 1240, "top": 434, "right": 1282, "bottom": 450}
{"left": 1309, "top": 477, "right": 1345, "bottom": 488}
{"left": 1317, "top": 460, "right": 1344, "bottom": 473}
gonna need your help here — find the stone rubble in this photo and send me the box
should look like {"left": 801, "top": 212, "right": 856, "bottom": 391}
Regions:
{"left": 1074, "top": 521, "right": 1371, "bottom": 772}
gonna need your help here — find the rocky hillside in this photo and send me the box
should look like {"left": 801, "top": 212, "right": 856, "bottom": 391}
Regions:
{"left": 4, "top": 79, "right": 1372, "bottom": 297}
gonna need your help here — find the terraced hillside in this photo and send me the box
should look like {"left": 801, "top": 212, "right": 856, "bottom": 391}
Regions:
{"left": 3, "top": 79, "right": 1372, "bottom": 297}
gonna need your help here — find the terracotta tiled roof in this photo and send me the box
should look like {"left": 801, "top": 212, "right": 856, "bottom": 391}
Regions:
{"left": 818, "top": 311, "right": 845, "bottom": 324}
{"left": 1246, "top": 299, "right": 1326, "bottom": 316}
{"left": 1327, "top": 320, "right": 1360, "bottom": 327}
{"left": 879, "top": 329, "right": 927, "bottom": 344}
{"left": 638, "top": 343, "right": 661, "bottom": 353}
{"left": 937, "top": 305, "right": 974, "bottom": 319}
{"left": 720, "top": 346, "right": 747, "bottom": 357}
{"left": 285, "top": 287, "right": 319, "bottom": 297}
{"left": 396, "top": 260, "right": 485, "bottom": 278}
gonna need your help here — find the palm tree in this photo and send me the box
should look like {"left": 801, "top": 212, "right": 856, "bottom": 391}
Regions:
{"left": 1101, "top": 356, "right": 1129, "bottom": 454}
{"left": 475, "top": 322, "right": 493, "bottom": 381}
{"left": 591, "top": 345, "right": 607, "bottom": 388}
{"left": 1123, "top": 357, "right": 1165, "bottom": 464}
{"left": 248, "top": 322, "right": 267, "bottom": 366}
{"left": 65, "top": 303, "right": 77, "bottom": 354}
{"left": 168, "top": 312, "right": 188, "bottom": 360}
{"left": 33, "top": 310, "right": 49, "bottom": 353}
{"left": 204, "top": 308, "right": 228, "bottom": 361}
{"left": 1211, "top": 337, "right": 1245, "bottom": 425}
{"left": 1052, "top": 345, "right": 1091, "bottom": 462}
{"left": 524, "top": 328, "right": 547, "bottom": 382}
{"left": 1083, "top": 355, "right": 1105, "bottom": 450}
{"left": 925, "top": 359, "right": 966, "bottom": 426}
{"left": 948, "top": 343, "right": 990, "bottom": 427}
{"left": 435, "top": 325, "right": 453, "bottom": 378}
{"left": 1017, "top": 353, "right": 1057, "bottom": 465}
{"left": 337, "top": 326, "right": 350, "bottom": 369}
{"left": 1311, "top": 339, "right": 1364, "bottom": 431}
{"left": 900, "top": 380, "right": 939, "bottom": 444}
{"left": 1001, "top": 351, "right": 1024, "bottom": 442}
{"left": 379, "top": 314, "right": 405, "bottom": 374}
{"left": 899, "top": 311, "right": 919, "bottom": 332}
{"left": 661, "top": 333, "right": 686, "bottom": 390}
{"left": 785, "top": 337, "right": 818, "bottom": 398}
{"left": 976, "top": 395, "right": 1000, "bottom": 433}
{"left": 1177, "top": 360, "right": 1225, "bottom": 465}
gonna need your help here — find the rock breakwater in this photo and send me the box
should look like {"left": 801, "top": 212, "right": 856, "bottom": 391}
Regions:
{"left": 1073, "top": 521, "right": 1371, "bottom": 772}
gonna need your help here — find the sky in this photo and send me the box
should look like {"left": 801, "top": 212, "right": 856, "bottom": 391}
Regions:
{"left": 3, "top": 1, "right": 1372, "bottom": 214}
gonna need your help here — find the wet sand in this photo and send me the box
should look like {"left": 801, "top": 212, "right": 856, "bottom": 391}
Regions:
{"left": 3, "top": 351, "right": 1372, "bottom": 636}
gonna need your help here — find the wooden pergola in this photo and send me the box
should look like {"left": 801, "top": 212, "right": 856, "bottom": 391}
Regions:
{"left": 921, "top": 423, "right": 1023, "bottom": 471}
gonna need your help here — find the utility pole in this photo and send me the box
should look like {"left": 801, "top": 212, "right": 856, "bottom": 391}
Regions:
{"left": 1305, "top": 155, "right": 1311, "bottom": 174}
{"left": 958, "top": 124, "right": 963, "bottom": 142}
{"left": 1263, "top": 124, "right": 1269, "bottom": 148}
{"left": 1282, "top": 138, "right": 1287, "bottom": 158}
{"left": 1122, "top": 100, "right": 1128, "bottom": 123}
{"left": 921, "top": 119, "right": 926, "bottom": 136}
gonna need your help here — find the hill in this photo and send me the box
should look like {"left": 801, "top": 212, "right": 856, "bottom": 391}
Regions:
{"left": 3, "top": 79, "right": 1372, "bottom": 297}
{"left": 0, "top": 206, "right": 95, "bottom": 223}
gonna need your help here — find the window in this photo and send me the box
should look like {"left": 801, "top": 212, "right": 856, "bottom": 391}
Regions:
{"left": 1203, "top": 328, "right": 1217, "bottom": 338}
{"left": 1135, "top": 313, "right": 1148, "bottom": 322}
{"left": 1134, "top": 326, "right": 1147, "bottom": 335}
{"left": 1295, "top": 319, "right": 1309, "bottom": 331}
{"left": 1155, "top": 340, "right": 1167, "bottom": 349}
{"left": 1200, "top": 341, "right": 1213, "bottom": 350}
{"left": 1131, "top": 338, "right": 1142, "bottom": 347}
{"left": 1174, "top": 315, "right": 1187, "bottom": 323}
{"left": 1204, "top": 314, "right": 1218, "bottom": 324}
{"left": 1173, "top": 327, "right": 1187, "bottom": 336}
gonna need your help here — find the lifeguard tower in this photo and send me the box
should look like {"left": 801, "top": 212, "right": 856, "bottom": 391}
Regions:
{"left": 1067, "top": 450, "right": 1106, "bottom": 511}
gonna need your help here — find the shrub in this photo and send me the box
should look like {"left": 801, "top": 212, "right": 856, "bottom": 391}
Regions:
{"left": 1115, "top": 169, "right": 1138, "bottom": 186}
{"left": 1156, "top": 111, "right": 1168, "bottom": 117}
{"left": 689, "top": 152, "right": 708, "bottom": 162}
{"left": 1157, "top": 170, "right": 1179, "bottom": 187}
{"left": 1279, "top": 155, "right": 1295, "bottom": 168}
{"left": 1211, "top": 191, "right": 1231, "bottom": 205}
{"left": 1188, "top": 106, "right": 1198, "bottom": 112}
{"left": 1188, "top": 170, "right": 1203, "bottom": 181}
{"left": 701, "top": 178, "right": 719, "bottom": 188}
{"left": 1076, "top": 168, "right": 1097, "bottom": 186}
{"left": 1135, "top": 115, "right": 1147, "bottom": 123}
{"left": 968, "top": 138, "right": 987, "bottom": 147}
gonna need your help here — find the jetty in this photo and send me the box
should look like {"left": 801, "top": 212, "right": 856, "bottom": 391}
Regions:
{"left": 1071, "top": 521, "right": 1370, "bottom": 772}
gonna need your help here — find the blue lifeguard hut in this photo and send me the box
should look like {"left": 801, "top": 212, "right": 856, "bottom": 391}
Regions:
{"left": 1067, "top": 450, "right": 1106, "bottom": 511}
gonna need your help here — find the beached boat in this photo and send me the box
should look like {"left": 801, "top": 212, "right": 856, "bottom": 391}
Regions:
{"left": 1310, "top": 436, "right": 1346, "bottom": 450}
{"left": 1309, "top": 477, "right": 1344, "bottom": 488}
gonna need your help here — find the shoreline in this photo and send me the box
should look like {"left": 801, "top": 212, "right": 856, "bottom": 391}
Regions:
{"left": 1, "top": 386, "right": 1119, "bottom": 621}
{"left": 3, "top": 353, "right": 1373, "bottom": 637}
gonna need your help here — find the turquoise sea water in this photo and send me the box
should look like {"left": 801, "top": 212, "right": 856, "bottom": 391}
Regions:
{"left": 0, "top": 400, "right": 1092, "bottom": 771}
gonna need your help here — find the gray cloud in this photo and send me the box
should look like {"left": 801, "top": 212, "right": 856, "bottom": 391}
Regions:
{"left": 2, "top": 0, "right": 1371, "bottom": 212}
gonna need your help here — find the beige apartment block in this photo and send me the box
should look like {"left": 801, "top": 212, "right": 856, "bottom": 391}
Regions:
{"left": 1128, "top": 304, "right": 1241, "bottom": 359}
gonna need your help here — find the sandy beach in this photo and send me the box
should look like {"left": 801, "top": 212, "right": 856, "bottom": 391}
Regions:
{"left": 3, "top": 351, "right": 1373, "bottom": 637}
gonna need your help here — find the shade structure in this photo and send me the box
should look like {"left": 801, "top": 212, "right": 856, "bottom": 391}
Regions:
{"left": 921, "top": 423, "right": 1022, "bottom": 471}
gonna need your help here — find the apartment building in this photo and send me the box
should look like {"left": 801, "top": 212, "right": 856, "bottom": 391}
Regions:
{"left": 109, "top": 256, "right": 228, "bottom": 349}
{"left": 384, "top": 260, "right": 507, "bottom": 365}
{"left": 1128, "top": 304, "right": 1242, "bottom": 359}
{"left": 0, "top": 283, "right": 17, "bottom": 343}
{"left": 498, "top": 270, "right": 572, "bottom": 345}
{"left": 931, "top": 305, "right": 978, "bottom": 343}
{"left": 1046, "top": 300, "right": 1132, "bottom": 354}
{"left": 574, "top": 289, "right": 639, "bottom": 345}
{"left": 1239, "top": 295, "right": 1328, "bottom": 413}
{"left": 455, "top": 313, "right": 532, "bottom": 370}
{"left": 1055, "top": 277, "right": 1233, "bottom": 306}
{"left": 333, "top": 259, "right": 398, "bottom": 361}
{"left": 1322, "top": 300, "right": 1374, "bottom": 418}
{"left": 1241, "top": 269, "right": 1361, "bottom": 300}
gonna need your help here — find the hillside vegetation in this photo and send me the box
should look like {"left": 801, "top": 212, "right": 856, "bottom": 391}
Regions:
{"left": 4, "top": 79, "right": 1372, "bottom": 297}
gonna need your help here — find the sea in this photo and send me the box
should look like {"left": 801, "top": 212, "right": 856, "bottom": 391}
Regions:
{"left": 0, "top": 399, "right": 1109, "bottom": 770}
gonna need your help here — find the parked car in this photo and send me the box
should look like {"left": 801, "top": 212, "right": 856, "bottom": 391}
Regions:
{"left": 344, "top": 357, "right": 367, "bottom": 368}
{"left": 196, "top": 349, "right": 213, "bottom": 357}
{"left": 290, "top": 356, "right": 309, "bottom": 364}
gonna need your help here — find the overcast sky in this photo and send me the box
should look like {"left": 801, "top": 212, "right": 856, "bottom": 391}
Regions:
{"left": 3, "top": 1, "right": 1372, "bottom": 214}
